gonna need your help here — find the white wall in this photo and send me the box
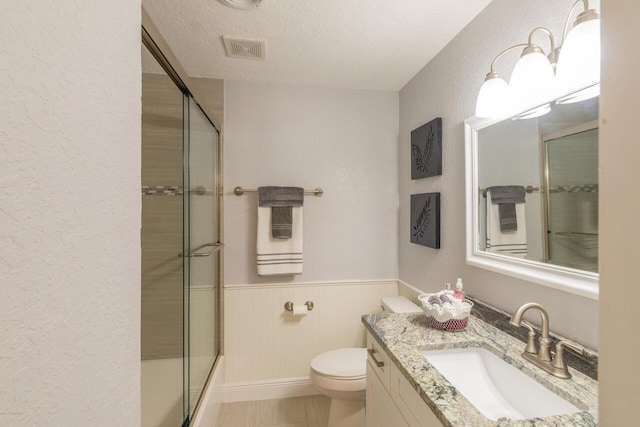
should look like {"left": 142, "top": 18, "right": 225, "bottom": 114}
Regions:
{"left": 224, "top": 80, "right": 399, "bottom": 285}
{"left": 0, "top": 2, "right": 141, "bottom": 426}
{"left": 398, "top": 0, "right": 598, "bottom": 349}
{"left": 599, "top": 0, "right": 640, "bottom": 423}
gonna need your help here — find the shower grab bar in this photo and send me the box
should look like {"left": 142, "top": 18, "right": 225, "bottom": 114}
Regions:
{"left": 233, "top": 186, "right": 323, "bottom": 197}
{"left": 177, "top": 242, "right": 224, "bottom": 258}
{"left": 554, "top": 231, "right": 599, "bottom": 238}
{"left": 141, "top": 185, "right": 214, "bottom": 196}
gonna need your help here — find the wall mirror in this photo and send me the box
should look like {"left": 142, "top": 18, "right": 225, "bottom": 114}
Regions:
{"left": 465, "top": 84, "right": 599, "bottom": 299}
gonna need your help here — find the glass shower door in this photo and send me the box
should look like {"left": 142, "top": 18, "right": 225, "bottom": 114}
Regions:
{"left": 184, "top": 97, "right": 221, "bottom": 420}
{"left": 544, "top": 127, "right": 599, "bottom": 272}
{"left": 143, "top": 29, "right": 222, "bottom": 427}
{"left": 141, "top": 43, "right": 187, "bottom": 427}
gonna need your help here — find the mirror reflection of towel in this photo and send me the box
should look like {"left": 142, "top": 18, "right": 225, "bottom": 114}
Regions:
{"left": 486, "top": 191, "right": 527, "bottom": 258}
{"left": 498, "top": 203, "right": 517, "bottom": 232}
{"left": 488, "top": 186, "right": 526, "bottom": 232}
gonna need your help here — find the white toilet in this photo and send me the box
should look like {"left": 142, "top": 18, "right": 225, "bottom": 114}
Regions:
{"left": 309, "top": 296, "right": 422, "bottom": 427}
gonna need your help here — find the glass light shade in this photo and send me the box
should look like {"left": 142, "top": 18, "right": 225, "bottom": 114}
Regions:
{"left": 475, "top": 76, "right": 510, "bottom": 118}
{"left": 556, "top": 18, "right": 601, "bottom": 103}
{"left": 509, "top": 51, "right": 555, "bottom": 111}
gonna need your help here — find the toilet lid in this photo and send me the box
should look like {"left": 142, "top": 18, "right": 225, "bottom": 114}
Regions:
{"left": 310, "top": 348, "right": 367, "bottom": 379}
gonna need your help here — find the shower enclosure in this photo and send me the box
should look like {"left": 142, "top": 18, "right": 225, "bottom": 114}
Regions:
{"left": 141, "top": 26, "right": 222, "bottom": 427}
{"left": 542, "top": 123, "right": 599, "bottom": 272}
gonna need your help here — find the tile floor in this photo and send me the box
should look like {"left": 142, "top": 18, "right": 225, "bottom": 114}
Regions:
{"left": 216, "top": 395, "right": 330, "bottom": 427}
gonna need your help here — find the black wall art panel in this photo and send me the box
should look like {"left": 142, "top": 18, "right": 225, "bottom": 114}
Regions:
{"left": 410, "top": 192, "right": 441, "bottom": 249}
{"left": 411, "top": 117, "right": 442, "bottom": 179}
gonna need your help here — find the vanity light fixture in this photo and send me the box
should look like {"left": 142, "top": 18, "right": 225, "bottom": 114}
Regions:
{"left": 555, "top": 1, "right": 601, "bottom": 103}
{"left": 508, "top": 28, "right": 556, "bottom": 113}
{"left": 474, "top": 0, "right": 600, "bottom": 118}
{"left": 219, "top": 0, "right": 263, "bottom": 9}
{"left": 475, "top": 44, "right": 526, "bottom": 118}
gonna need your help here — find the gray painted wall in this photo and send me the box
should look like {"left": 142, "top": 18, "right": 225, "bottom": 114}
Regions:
{"left": 398, "top": 0, "right": 599, "bottom": 349}
{"left": 224, "top": 80, "right": 399, "bottom": 285}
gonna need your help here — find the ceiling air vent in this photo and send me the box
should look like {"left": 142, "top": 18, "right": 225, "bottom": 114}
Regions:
{"left": 222, "top": 36, "right": 266, "bottom": 60}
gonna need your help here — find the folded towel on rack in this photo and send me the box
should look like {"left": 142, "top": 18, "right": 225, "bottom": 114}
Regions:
{"left": 488, "top": 186, "right": 526, "bottom": 232}
{"left": 498, "top": 203, "right": 517, "bottom": 232}
{"left": 487, "top": 186, "right": 526, "bottom": 204}
{"left": 486, "top": 191, "right": 527, "bottom": 258}
{"left": 258, "top": 186, "right": 304, "bottom": 239}
{"left": 271, "top": 207, "right": 293, "bottom": 239}
{"left": 257, "top": 186, "right": 304, "bottom": 275}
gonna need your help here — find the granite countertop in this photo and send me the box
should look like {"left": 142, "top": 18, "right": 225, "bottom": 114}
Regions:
{"left": 362, "top": 313, "right": 598, "bottom": 427}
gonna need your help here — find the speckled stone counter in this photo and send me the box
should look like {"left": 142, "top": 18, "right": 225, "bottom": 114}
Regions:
{"left": 362, "top": 313, "right": 598, "bottom": 427}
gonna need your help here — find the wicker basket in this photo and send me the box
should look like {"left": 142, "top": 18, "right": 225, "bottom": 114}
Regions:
{"left": 418, "top": 294, "right": 473, "bottom": 331}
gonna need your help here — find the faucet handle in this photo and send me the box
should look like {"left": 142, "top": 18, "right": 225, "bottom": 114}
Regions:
{"left": 521, "top": 322, "right": 538, "bottom": 355}
{"left": 552, "top": 340, "right": 585, "bottom": 374}
{"left": 556, "top": 340, "right": 586, "bottom": 355}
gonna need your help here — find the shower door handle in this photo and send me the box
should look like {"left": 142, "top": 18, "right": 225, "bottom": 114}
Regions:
{"left": 177, "top": 243, "right": 224, "bottom": 258}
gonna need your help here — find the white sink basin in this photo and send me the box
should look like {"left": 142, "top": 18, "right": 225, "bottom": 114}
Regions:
{"left": 422, "top": 347, "right": 580, "bottom": 421}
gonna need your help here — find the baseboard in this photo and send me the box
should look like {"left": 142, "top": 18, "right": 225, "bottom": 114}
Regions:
{"left": 222, "top": 377, "right": 318, "bottom": 403}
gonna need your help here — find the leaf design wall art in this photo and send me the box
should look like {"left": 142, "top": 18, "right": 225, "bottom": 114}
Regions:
{"left": 412, "top": 197, "right": 431, "bottom": 240}
{"left": 411, "top": 117, "right": 442, "bottom": 179}
{"left": 410, "top": 193, "right": 441, "bottom": 248}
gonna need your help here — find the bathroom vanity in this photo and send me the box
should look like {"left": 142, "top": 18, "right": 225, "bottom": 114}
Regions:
{"left": 362, "top": 313, "right": 598, "bottom": 426}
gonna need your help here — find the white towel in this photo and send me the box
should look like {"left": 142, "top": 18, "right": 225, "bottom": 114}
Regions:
{"left": 257, "top": 206, "right": 303, "bottom": 275}
{"left": 486, "top": 191, "right": 527, "bottom": 258}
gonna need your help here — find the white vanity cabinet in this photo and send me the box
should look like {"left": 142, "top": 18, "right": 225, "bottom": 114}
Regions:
{"left": 366, "top": 332, "right": 442, "bottom": 427}
{"left": 367, "top": 359, "right": 409, "bottom": 427}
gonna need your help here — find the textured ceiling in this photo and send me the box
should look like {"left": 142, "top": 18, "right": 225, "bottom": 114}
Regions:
{"left": 142, "top": 0, "right": 492, "bottom": 91}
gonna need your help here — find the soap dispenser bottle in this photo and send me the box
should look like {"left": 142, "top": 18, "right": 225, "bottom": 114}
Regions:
{"left": 453, "top": 278, "right": 465, "bottom": 300}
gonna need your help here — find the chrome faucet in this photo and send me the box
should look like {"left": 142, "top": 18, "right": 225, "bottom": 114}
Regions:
{"left": 509, "top": 302, "right": 585, "bottom": 379}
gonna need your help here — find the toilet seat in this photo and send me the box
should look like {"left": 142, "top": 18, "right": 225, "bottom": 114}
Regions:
{"left": 310, "top": 348, "right": 367, "bottom": 392}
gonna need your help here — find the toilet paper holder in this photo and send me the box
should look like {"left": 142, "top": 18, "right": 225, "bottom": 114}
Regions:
{"left": 284, "top": 301, "right": 314, "bottom": 312}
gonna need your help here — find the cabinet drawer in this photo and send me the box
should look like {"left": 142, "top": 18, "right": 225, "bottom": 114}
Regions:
{"left": 366, "top": 332, "right": 391, "bottom": 392}
{"left": 390, "top": 362, "right": 442, "bottom": 427}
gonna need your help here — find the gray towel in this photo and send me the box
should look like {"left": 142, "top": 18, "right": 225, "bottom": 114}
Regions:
{"left": 498, "top": 203, "right": 518, "bottom": 232}
{"left": 271, "top": 206, "right": 293, "bottom": 239}
{"left": 258, "top": 187, "right": 304, "bottom": 239}
{"left": 488, "top": 186, "right": 526, "bottom": 232}
{"left": 487, "top": 186, "right": 526, "bottom": 204}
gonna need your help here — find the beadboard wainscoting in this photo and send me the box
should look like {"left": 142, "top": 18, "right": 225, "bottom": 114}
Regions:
{"left": 223, "top": 280, "right": 399, "bottom": 401}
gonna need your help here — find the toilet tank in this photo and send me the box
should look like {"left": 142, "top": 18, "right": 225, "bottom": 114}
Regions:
{"left": 381, "top": 296, "right": 422, "bottom": 313}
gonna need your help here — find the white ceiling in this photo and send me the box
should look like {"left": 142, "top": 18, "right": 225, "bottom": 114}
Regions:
{"left": 142, "top": 0, "right": 492, "bottom": 91}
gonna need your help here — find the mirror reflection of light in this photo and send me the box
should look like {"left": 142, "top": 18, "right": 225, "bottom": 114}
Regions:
{"left": 512, "top": 104, "right": 552, "bottom": 121}
{"left": 556, "top": 83, "right": 600, "bottom": 105}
